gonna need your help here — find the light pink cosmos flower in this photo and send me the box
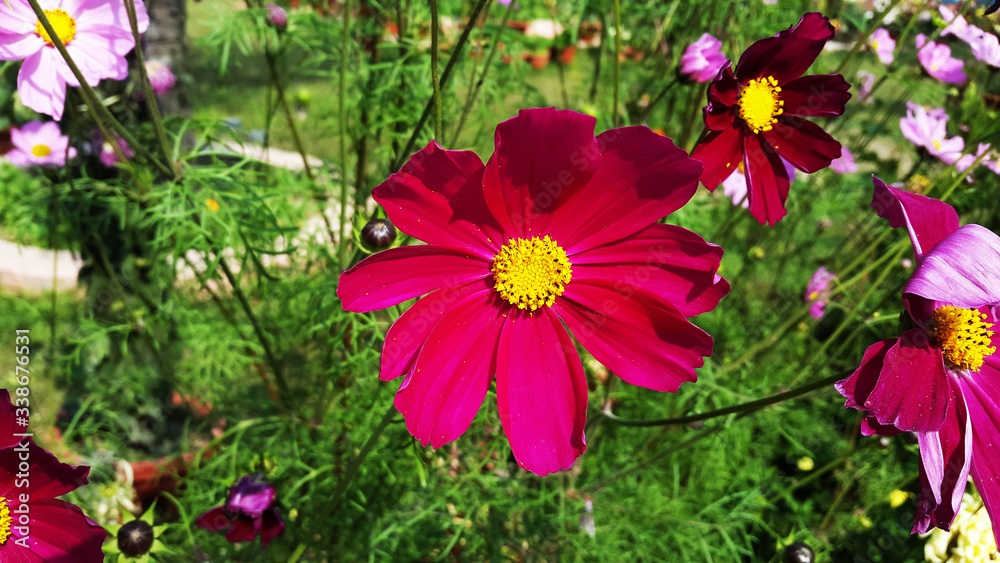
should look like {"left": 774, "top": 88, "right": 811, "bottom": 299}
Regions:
{"left": 266, "top": 3, "right": 287, "bottom": 29}
{"left": 939, "top": 6, "right": 985, "bottom": 45}
{"left": 0, "top": 0, "right": 150, "bottom": 120}
{"left": 916, "top": 34, "right": 966, "bottom": 84}
{"left": 145, "top": 60, "right": 176, "bottom": 96}
{"left": 805, "top": 266, "right": 836, "bottom": 320}
{"left": 721, "top": 158, "right": 796, "bottom": 209}
{"left": 99, "top": 137, "right": 133, "bottom": 167}
{"left": 830, "top": 146, "right": 858, "bottom": 174}
{"left": 870, "top": 28, "right": 895, "bottom": 64}
{"left": 338, "top": 108, "right": 728, "bottom": 475}
{"left": 856, "top": 70, "right": 876, "bottom": 104}
{"left": 6, "top": 121, "right": 76, "bottom": 167}
{"left": 900, "top": 103, "right": 965, "bottom": 165}
{"left": 838, "top": 177, "right": 1000, "bottom": 546}
{"left": 970, "top": 33, "right": 1000, "bottom": 68}
{"left": 679, "top": 33, "right": 728, "bottom": 83}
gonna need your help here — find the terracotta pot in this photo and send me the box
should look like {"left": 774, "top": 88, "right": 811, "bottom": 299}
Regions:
{"left": 559, "top": 45, "right": 576, "bottom": 65}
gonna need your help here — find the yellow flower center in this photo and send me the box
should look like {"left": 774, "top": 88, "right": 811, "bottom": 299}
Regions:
{"left": 872, "top": 40, "right": 879, "bottom": 50}
{"left": 928, "top": 306, "right": 996, "bottom": 372}
{"left": 35, "top": 9, "right": 77, "bottom": 47}
{"left": 31, "top": 144, "right": 51, "bottom": 157}
{"left": 0, "top": 498, "right": 11, "bottom": 545}
{"left": 738, "top": 76, "right": 784, "bottom": 134}
{"left": 933, "top": 139, "right": 942, "bottom": 151}
{"left": 491, "top": 235, "right": 572, "bottom": 311}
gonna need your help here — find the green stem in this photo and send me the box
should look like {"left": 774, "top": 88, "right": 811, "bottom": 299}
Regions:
{"left": 123, "top": 0, "right": 180, "bottom": 179}
{"left": 25, "top": 0, "right": 174, "bottom": 178}
{"left": 600, "top": 372, "right": 844, "bottom": 428}
{"left": 430, "top": 0, "right": 442, "bottom": 140}
{"left": 450, "top": 3, "right": 513, "bottom": 147}
{"left": 338, "top": 0, "right": 353, "bottom": 268}
{"left": 834, "top": 0, "right": 904, "bottom": 74}
{"left": 392, "top": 0, "right": 490, "bottom": 171}
{"left": 612, "top": 0, "right": 622, "bottom": 126}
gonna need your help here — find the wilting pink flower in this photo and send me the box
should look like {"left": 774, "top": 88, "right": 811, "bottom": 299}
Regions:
{"left": 721, "top": 158, "right": 795, "bottom": 208}
{"left": 805, "top": 266, "right": 836, "bottom": 319}
{"left": 195, "top": 476, "right": 285, "bottom": 547}
{"left": 870, "top": 28, "right": 895, "bottom": 64}
{"left": 680, "top": 33, "right": 728, "bottom": 83}
{"left": 691, "top": 13, "right": 850, "bottom": 226}
{"left": 939, "top": 6, "right": 985, "bottom": 45}
{"left": 856, "top": 70, "right": 876, "bottom": 104}
{"left": 900, "top": 103, "right": 965, "bottom": 165}
{"left": 145, "top": 60, "right": 176, "bottom": 96}
{"left": 916, "top": 34, "right": 966, "bottom": 84}
{"left": 830, "top": 146, "right": 858, "bottom": 174}
{"left": 0, "top": 0, "right": 149, "bottom": 120}
{"left": 266, "top": 3, "right": 287, "bottom": 29}
{"left": 6, "top": 121, "right": 76, "bottom": 167}
{"left": 837, "top": 177, "right": 1000, "bottom": 546}
{"left": 970, "top": 33, "right": 1000, "bottom": 67}
{"left": 338, "top": 108, "right": 728, "bottom": 475}
{"left": 0, "top": 391, "right": 106, "bottom": 562}
{"left": 99, "top": 137, "right": 134, "bottom": 167}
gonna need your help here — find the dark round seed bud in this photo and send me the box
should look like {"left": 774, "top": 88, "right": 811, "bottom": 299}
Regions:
{"left": 118, "top": 519, "right": 155, "bottom": 558}
{"left": 782, "top": 542, "right": 815, "bottom": 563}
{"left": 362, "top": 219, "right": 397, "bottom": 249}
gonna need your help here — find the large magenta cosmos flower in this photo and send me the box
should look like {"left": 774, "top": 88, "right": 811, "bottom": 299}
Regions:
{"left": 338, "top": 108, "right": 729, "bottom": 475}
{"left": 195, "top": 476, "right": 285, "bottom": 547}
{"left": 0, "top": 0, "right": 149, "bottom": 120}
{"left": 836, "top": 177, "right": 1000, "bottom": 543}
{"left": 0, "top": 391, "right": 106, "bottom": 561}
{"left": 691, "top": 12, "right": 850, "bottom": 226}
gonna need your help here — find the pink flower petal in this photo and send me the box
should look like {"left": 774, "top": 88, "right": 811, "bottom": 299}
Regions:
{"left": 836, "top": 338, "right": 895, "bottom": 411}
{"left": 380, "top": 280, "right": 490, "bottom": 381}
{"left": 963, "top": 358, "right": 1000, "bottom": 549}
{"left": 779, "top": 74, "right": 851, "bottom": 117}
{"left": 735, "top": 12, "right": 835, "bottom": 85}
{"left": 913, "top": 378, "right": 971, "bottom": 535}
{"left": 0, "top": 439, "right": 90, "bottom": 499}
{"left": 17, "top": 51, "right": 68, "bottom": 120}
{"left": 554, "top": 280, "right": 713, "bottom": 393}
{"left": 195, "top": 506, "right": 234, "bottom": 531}
{"left": 743, "top": 135, "right": 790, "bottom": 226}
{"left": 765, "top": 116, "right": 842, "bottom": 173}
{"left": 481, "top": 108, "right": 599, "bottom": 238}
{"left": 496, "top": 308, "right": 588, "bottom": 475}
{"left": 551, "top": 126, "right": 701, "bottom": 254}
{"left": 374, "top": 141, "right": 501, "bottom": 259}
{"left": 569, "top": 223, "right": 728, "bottom": 318}
{"left": 224, "top": 516, "right": 259, "bottom": 543}
{"left": 864, "top": 329, "right": 952, "bottom": 433}
{"left": 904, "top": 224, "right": 1000, "bottom": 309}
{"left": 260, "top": 509, "right": 285, "bottom": 547}
{"left": 870, "top": 176, "right": 960, "bottom": 259}
{"left": 5, "top": 498, "right": 106, "bottom": 562}
{"left": 691, "top": 126, "right": 743, "bottom": 191}
{"left": 394, "top": 294, "right": 504, "bottom": 448}
{"left": 338, "top": 245, "right": 489, "bottom": 312}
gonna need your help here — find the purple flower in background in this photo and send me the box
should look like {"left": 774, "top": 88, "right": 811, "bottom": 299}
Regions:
{"left": 720, "top": 158, "right": 796, "bottom": 209}
{"left": 837, "top": 177, "right": 1000, "bottom": 546}
{"left": 900, "top": 103, "right": 965, "bottom": 165}
{"left": 916, "top": 34, "right": 966, "bottom": 84}
{"left": 195, "top": 476, "right": 285, "bottom": 547}
{"left": 955, "top": 143, "right": 995, "bottom": 174}
{"left": 0, "top": 0, "right": 150, "bottom": 120}
{"left": 679, "top": 33, "right": 728, "bottom": 83}
{"left": 970, "top": 33, "right": 1000, "bottom": 68}
{"left": 805, "top": 266, "right": 836, "bottom": 319}
{"left": 939, "top": 6, "right": 985, "bottom": 45}
{"left": 830, "top": 147, "right": 858, "bottom": 174}
{"left": 266, "top": 3, "right": 287, "bottom": 29}
{"left": 856, "top": 70, "right": 876, "bottom": 104}
{"left": 7, "top": 121, "right": 76, "bottom": 167}
{"left": 870, "top": 28, "right": 895, "bottom": 64}
{"left": 145, "top": 60, "right": 176, "bottom": 96}
{"left": 99, "top": 137, "right": 134, "bottom": 168}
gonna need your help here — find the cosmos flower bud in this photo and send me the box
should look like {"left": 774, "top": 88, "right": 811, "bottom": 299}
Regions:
{"left": 118, "top": 519, "right": 155, "bottom": 558}
{"left": 362, "top": 219, "right": 397, "bottom": 249}
{"left": 267, "top": 3, "right": 287, "bottom": 29}
{"left": 782, "top": 542, "right": 815, "bottom": 563}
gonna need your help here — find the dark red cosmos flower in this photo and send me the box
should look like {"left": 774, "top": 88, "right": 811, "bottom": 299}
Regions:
{"left": 195, "top": 476, "right": 285, "bottom": 547}
{"left": 691, "top": 12, "right": 851, "bottom": 226}
{"left": 0, "top": 390, "right": 106, "bottom": 562}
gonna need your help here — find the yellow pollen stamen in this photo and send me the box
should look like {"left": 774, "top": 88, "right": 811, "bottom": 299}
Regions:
{"left": 31, "top": 144, "right": 51, "bottom": 157}
{"left": 933, "top": 139, "right": 942, "bottom": 151}
{"left": 872, "top": 40, "right": 879, "bottom": 50}
{"left": 0, "top": 498, "right": 11, "bottom": 545}
{"left": 928, "top": 306, "right": 996, "bottom": 372}
{"left": 491, "top": 235, "right": 572, "bottom": 311}
{"left": 738, "top": 76, "right": 784, "bottom": 134}
{"left": 35, "top": 9, "right": 77, "bottom": 47}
